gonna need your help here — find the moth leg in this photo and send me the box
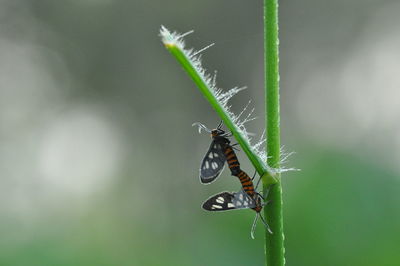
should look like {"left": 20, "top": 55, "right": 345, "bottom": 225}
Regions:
{"left": 261, "top": 184, "right": 273, "bottom": 199}
{"left": 254, "top": 175, "right": 262, "bottom": 191}
{"left": 231, "top": 143, "right": 240, "bottom": 151}
{"left": 256, "top": 192, "right": 265, "bottom": 201}
{"left": 217, "top": 120, "right": 223, "bottom": 129}
{"left": 261, "top": 199, "right": 272, "bottom": 207}
{"left": 251, "top": 170, "right": 257, "bottom": 180}
{"left": 259, "top": 213, "right": 273, "bottom": 234}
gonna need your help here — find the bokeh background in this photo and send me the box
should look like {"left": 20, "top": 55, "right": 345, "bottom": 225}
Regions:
{"left": 1, "top": 0, "right": 399, "bottom": 265}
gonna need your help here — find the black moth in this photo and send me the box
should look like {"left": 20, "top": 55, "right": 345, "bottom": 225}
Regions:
{"left": 193, "top": 121, "right": 238, "bottom": 184}
{"left": 202, "top": 188, "right": 272, "bottom": 239}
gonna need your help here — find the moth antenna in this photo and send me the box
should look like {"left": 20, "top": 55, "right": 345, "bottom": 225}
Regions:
{"left": 192, "top": 122, "right": 211, "bottom": 133}
{"left": 259, "top": 213, "right": 273, "bottom": 234}
{"left": 250, "top": 213, "right": 259, "bottom": 239}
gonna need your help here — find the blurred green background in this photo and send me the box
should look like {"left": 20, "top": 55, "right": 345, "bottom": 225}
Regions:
{"left": 1, "top": 0, "right": 399, "bottom": 265}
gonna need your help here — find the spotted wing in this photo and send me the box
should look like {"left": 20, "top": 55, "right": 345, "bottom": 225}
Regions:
{"left": 202, "top": 190, "right": 256, "bottom": 212}
{"left": 199, "top": 140, "right": 226, "bottom": 184}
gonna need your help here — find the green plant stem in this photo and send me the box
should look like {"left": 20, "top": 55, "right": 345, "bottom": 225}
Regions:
{"left": 163, "top": 42, "right": 275, "bottom": 184}
{"left": 264, "top": 0, "right": 285, "bottom": 266}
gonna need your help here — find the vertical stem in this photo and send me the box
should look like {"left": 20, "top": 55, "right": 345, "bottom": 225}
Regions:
{"left": 264, "top": 0, "right": 285, "bottom": 266}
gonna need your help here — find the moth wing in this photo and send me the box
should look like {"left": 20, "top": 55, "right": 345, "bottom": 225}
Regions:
{"left": 202, "top": 190, "right": 257, "bottom": 212}
{"left": 202, "top": 192, "right": 236, "bottom": 212}
{"left": 199, "top": 141, "right": 226, "bottom": 184}
{"left": 231, "top": 189, "right": 257, "bottom": 209}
